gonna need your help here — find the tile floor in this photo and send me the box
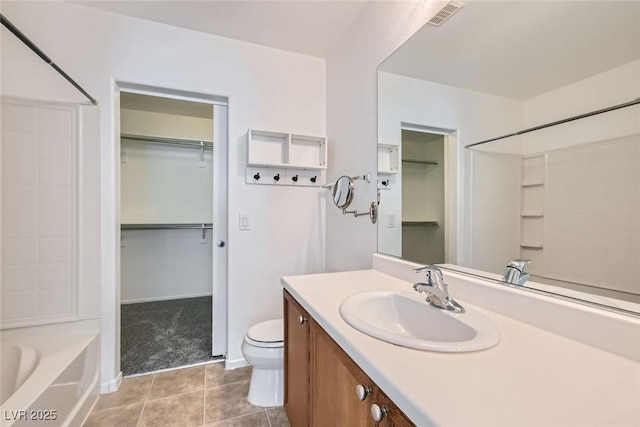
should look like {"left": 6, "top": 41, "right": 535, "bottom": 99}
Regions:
{"left": 84, "top": 363, "right": 290, "bottom": 427}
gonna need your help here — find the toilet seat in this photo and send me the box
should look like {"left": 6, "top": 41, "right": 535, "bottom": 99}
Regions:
{"left": 245, "top": 319, "right": 283, "bottom": 348}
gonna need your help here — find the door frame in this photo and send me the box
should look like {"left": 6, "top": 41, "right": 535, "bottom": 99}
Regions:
{"left": 400, "top": 122, "right": 461, "bottom": 264}
{"left": 112, "top": 82, "right": 229, "bottom": 379}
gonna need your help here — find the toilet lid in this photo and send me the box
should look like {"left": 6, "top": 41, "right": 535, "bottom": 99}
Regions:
{"left": 247, "top": 319, "right": 283, "bottom": 343}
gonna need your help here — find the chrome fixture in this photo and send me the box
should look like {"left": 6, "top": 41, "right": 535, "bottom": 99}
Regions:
{"left": 413, "top": 265, "right": 465, "bottom": 313}
{"left": 323, "top": 174, "right": 379, "bottom": 224}
{"left": 503, "top": 259, "right": 531, "bottom": 285}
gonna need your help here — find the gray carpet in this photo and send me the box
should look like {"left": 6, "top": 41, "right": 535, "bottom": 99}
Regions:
{"left": 121, "top": 296, "right": 220, "bottom": 376}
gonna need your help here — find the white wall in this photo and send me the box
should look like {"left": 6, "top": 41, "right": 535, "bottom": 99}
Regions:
{"left": 377, "top": 71, "right": 523, "bottom": 268}
{"left": 325, "top": 1, "right": 454, "bottom": 272}
{"left": 1, "top": 0, "right": 326, "bottom": 386}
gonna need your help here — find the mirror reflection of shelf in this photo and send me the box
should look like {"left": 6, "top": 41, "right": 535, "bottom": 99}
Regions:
{"left": 402, "top": 159, "right": 438, "bottom": 165}
{"left": 378, "top": 144, "right": 400, "bottom": 174}
{"left": 521, "top": 181, "right": 544, "bottom": 187}
{"left": 402, "top": 221, "right": 439, "bottom": 226}
{"left": 521, "top": 212, "right": 544, "bottom": 218}
{"left": 520, "top": 242, "right": 543, "bottom": 250}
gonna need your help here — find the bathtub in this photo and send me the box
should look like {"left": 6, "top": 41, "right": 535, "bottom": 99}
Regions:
{"left": 0, "top": 322, "right": 100, "bottom": 427}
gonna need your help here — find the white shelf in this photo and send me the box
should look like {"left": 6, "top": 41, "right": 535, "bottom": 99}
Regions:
{"left": 520, "top": 242, "right": 543, "bottom": 249}
{"left": 247, "top": 129, "right": 326, "bottom": 170}
{"left": 378, "top": 144, "right": 399, "bottom": 174}
{"left": 521, "top": 181, "right": 544, "bottom": 187}
{"left": 521, "top": 212, "right": 544, "bottom": 218}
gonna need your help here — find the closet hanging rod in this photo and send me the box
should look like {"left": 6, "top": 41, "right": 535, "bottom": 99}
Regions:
{"left": 121, "top": 133, "right": 213, "bottom": 149}
{"left": 465, "top": 97, "right": 640, "bottom": 149}
{"left": 121, "top": 223, "right": 213, "bottom": 231}
{"left": 0, "top": 14, "right": 98, "bottom": 106}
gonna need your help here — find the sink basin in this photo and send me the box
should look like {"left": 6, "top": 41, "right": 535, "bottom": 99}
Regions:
{"left": 339, "top": 290, "right": 500, "bottom": 352}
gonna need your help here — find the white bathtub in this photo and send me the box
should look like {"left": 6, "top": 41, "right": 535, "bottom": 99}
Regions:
{"left": 0, "top": 322, "right": 100, "bottom": 427}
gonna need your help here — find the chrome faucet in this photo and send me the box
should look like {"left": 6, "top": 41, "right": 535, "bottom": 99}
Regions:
{"left": 503, "top": 259, "right": 531, "bottom": 285}
{"left": 413, "top": 265, "right": 465, "bottom": 313}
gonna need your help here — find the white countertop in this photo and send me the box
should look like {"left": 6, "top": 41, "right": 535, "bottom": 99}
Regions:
{"left": 282, "top": 269, "right": 640, "bottom": 427}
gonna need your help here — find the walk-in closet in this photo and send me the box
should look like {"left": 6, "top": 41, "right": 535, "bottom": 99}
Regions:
{"left": 119, "top": 92, "right": 223, "bottom": 376}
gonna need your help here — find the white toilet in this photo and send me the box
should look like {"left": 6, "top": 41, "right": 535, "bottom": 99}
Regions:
{"left": 241, "top": 318, "right": 284, "bottom": 407}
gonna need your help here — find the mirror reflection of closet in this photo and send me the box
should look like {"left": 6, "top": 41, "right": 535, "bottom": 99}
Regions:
{"left": 401, "top": 130, "right": 445, "bottom": 264}
{"left": 119, "top": 92, "right": 219, "bottom": 376}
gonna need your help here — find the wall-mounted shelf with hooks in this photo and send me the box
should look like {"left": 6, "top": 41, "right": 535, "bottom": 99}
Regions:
{"left": 246, "top": 129, "right": 326, "bottom": 187}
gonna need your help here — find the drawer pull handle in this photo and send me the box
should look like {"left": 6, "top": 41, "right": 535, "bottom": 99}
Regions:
{"left": 355, "top": 384, "right": 371, "bottom": 401}
{"left": 370, "top": 404, "right": 387, "bottom": 422}
{"left": 298, "top": 315, "right": 307, "bottom": 325}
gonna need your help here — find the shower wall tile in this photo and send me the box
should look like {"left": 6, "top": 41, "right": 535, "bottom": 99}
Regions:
{"left": 39, "top": 109, "right": 72, "bottom": 136}
{"left": 39, "top": 186, "right": 72, "bottom": 212}
{"left": 1, "top": 102, "right": 76, "bottom": 326}
{"left": 1, "top": 104, "right": 37, "bottom": 132}
{"left": 2, "top": 213, "right": 38, "bottom": 238}
{"left": 39, "top": 160, "right": 72, "bottom": 186}
{"left": 39, "top": 213, "right": 72, "bottom": 237}
{"left": 1, "top": 291, "right": 39, "bottom": 320}
{"left": 38, "top": 289, "right": 72, "bottom": 316}
{"left": 39, "top": 238, "right": 72, "bottom": 263}
{"left": 2, "top": 158, "right": 38, "bottom": 186}
{"left": 2, "top": 131, "right": 38, "bottom": 159}
{"left": 3, "top": 185, "right": 38, "bottom": 212}
{"left": 2, "top": 238, "right": 38, "bottom": 265}
{"left": 3, "top": 265, "right": 38, "bottom": 292}
{"left": 39, "top": 264, "right": 72, "bottom": 289}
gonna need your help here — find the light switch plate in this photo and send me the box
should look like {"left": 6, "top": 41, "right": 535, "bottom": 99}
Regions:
{"left": 387, "top": 214, "right": 396, "bottom": 228}
{"left": 239, "top": 214, "right": 250, "bottom": 231}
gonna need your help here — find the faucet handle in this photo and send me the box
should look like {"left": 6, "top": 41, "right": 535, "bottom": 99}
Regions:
{"left": 506, "top": 259, "right": 531, "bottom": 271}
{"left": 413, "top": 265, "right": 444, "bottom": 287}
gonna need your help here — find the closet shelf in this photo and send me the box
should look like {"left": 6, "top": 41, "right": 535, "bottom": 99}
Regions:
{"left": 121, "top": 133, "right": 213, "bottom": 149}
{"left": 121, "top": 223, "right": 212, "bottom": 230}
{"left": 402, "top": 221, "right": 439, "bottom": 226}
{"left": 520, "top": 212, "right": 544, "bottom": 218}
{"left": 402, "top": 159, "right": 438, "bottom": 165}
{"left": 521, "top": 181, "right": 544, "bottom": 187}
{"left": 520, "top": 242, "right": 543, "bottom": 249}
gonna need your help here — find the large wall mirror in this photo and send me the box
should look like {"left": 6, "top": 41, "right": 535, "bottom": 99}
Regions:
{"left": 377, "top": 1, "right": 639, "bottom": 315}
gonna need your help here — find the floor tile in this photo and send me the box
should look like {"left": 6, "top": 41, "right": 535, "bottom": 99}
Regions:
{"left": 139, "top": 390, "right": 204, "bottom": 427}
{"left": 204, "top": 381, "right": 261, "bottom": 424}
{"left": 266, "top": 407, "right": 291, "bottom": 427}
{"left": 84, "top": 402, "right": 143, "bottom": 427}
{"left": 204, "top": 410, "right": 269, "bottom": 427}
{"left": 148, "top": 366, "right": 204, "bottom": 399}
{"left": 93, "top": 376, "right": 152, "bottom": 411}
{"left": 205, "top": 363, "right": 252, "bottom": 387}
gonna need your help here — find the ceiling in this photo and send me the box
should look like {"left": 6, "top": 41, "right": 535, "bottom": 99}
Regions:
{"left": 73, "top": 0, "right": 368, "bottom": 58}
{"left": 380, "top": 1, "right": 640, "bottom": 100}
{"left": 121, "top": 92, "right": 213, "bottom": 118}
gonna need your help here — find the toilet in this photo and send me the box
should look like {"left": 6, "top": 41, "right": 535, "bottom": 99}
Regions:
{"left": 241, "top": 319, "right": 284, "bottom": 407}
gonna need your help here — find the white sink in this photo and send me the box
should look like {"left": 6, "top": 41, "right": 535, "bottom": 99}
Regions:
{"left": 339, "top": 290, "right": 500, "bottom": 352}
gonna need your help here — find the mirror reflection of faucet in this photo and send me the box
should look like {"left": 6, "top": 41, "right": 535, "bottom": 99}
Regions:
{"left": 503, "top": 259, "right": 531, "bottom": 286}
{"left": 413, "top": 265, "right": 465, "bottom": 313}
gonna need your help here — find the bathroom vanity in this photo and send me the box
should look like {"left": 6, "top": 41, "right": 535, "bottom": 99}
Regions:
{"left": 282, "top": 254, "right": 640, "bottom": 427}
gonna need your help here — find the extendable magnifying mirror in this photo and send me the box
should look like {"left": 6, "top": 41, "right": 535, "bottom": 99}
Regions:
{"left": 332, "top": 176, "right": 355, "bottom": 209}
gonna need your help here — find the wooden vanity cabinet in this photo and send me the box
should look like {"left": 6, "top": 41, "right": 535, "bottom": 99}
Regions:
{"left": 284, "top": 290, "right": 414, "bottom": 427}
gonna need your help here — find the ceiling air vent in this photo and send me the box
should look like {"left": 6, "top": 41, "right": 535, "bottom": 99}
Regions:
{"left": 427, "top": 0, "right": 465, "bottom": 27}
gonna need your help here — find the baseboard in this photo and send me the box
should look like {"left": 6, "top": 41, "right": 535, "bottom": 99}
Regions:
{"left": 100, "top": 371, "right": 122, "bottom": 394}
{"left": 121, "top": 293, "right": 213, "bottom": 304}
{"left": 224, "top": 357, "right": 248, "bottom": 370}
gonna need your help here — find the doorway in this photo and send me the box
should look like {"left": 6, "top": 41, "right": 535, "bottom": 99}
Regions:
{"left": 117, "top": 90, "right": 227, "bottom": 376}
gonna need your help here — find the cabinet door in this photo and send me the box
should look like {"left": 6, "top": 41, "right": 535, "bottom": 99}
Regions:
{"left": 373, "top": 389, "right": 414, "bottom": 427}
{"left": 310, "top": 321, "right": 376, "bottom": 427}
{"left": 284, "top": 291, "right": 311, "bottom": 427}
